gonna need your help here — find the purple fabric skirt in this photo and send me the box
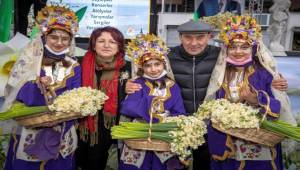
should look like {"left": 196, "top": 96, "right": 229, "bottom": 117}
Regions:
{"left": 4, "top": 135, "right": 75, "bottom": 170}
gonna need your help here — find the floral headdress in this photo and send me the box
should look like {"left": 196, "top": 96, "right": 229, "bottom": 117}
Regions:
{"left": 126, "top": 34, "right": 170, "bottom": 66}
{"left": 219, "top": 15, "right": 261, "bottom": 46}
{"left": 36, "top": 5, "right": 79, "bottom": 35}
{"left": 201, "top": 12, "right": 235, "bottom": 30}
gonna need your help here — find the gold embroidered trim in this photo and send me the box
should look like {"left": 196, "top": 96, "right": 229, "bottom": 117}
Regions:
{"left": 49, "top": 62, "right": 79, "bottom": 91}
{"left": 258, "top": 90, "right": 279, "bottom": 118}
{"left": 40, "top": 161, "right": 47, "bottom": 170}
{"left": 12, "top": 133, "right": 17, "bottom": 154}
{"left": 238, "top": 160, "right": 246, "bottom": 170}
{"left": 271, "top": 147, "right": 278, "bottom": 170}
{"left": 212, "top": 135, "right": 235, "bottom": 161}
{"left": 221, "top": 65, "right": 255, "bottom": 101}
{"left": 222, "top": 65, "right": 278, "bottom": 118}
{"left": 145, "top": 78, "right": 175, "bottom": 122}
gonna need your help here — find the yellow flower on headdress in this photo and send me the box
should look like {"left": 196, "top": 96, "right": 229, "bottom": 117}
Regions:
{"left": 201, "top": 12, "right": 235, "bottom": 29}
{"left": 36, "top": 5, "right": 78, "bottom": 35}
{"left": 126, "top": 34, "right": 169, "bottom": 66}
{"left": 219, "top": 15, "right": 262, "bottom": 46}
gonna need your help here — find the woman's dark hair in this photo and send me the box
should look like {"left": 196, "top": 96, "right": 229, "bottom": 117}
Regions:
{"left": 88, "top": 26, "right": 125, "bottom": 58}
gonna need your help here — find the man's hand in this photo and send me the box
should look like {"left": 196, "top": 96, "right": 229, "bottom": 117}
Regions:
{"left": 272, "top": 74, "right": 288, "bottom": 92}
{"left": 125, "top": 79, "right": 142, "bottom": 94}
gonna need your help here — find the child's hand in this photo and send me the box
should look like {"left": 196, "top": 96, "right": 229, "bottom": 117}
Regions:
{"left": 240, "top": 85, "right": 258, "bottom": 105}
{"left": 40, "top": 76, "right": 52, "bottom": 87}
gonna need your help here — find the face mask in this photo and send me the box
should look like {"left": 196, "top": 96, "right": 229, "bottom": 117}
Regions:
{"left": 143, "top": 70, "right": 168, "bottom": 80}
{"left": 226, "top": 54, "right": 252, "bottom": 66}
{"left": 45, "top": 44, "right": 70, "bottom": 56}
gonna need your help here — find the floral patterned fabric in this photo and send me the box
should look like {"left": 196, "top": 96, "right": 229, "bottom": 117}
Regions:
{"left": 4, "top": 56, "right": 81, "bottom": 170}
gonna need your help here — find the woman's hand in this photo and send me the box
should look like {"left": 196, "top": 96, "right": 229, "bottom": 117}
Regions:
{"left": 240, "top": 86, "right": 258, "bottom": 105}
{"left": 272, "top": 74, "right": 288, "bottom": 91}
{"left": 40, "top": 76, "right": 53, "bottom": 87}
{"left": 125, "top": 79, "right": 142, "bottom": 94}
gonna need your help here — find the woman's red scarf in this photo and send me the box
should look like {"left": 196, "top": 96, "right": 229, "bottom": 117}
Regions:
{"left": 80, "top": 50, "right": 125, "bottom": 144}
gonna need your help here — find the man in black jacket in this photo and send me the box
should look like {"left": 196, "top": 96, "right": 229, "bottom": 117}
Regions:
{"left": 168, "top": 20, "right": 219, "bottom": 170}
{"left": 125, "top": 20, "right": 288, "bottom": 170}
{"left": 169, "top": 20, "right": 219, "bottom": 115}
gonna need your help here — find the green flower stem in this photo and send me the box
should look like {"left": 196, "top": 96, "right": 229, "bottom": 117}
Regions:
{"left": 0, "top": 102, "right": 48, "bottom": 120}
{"left": 111, "top": 125, "right": 173, "bottom": 142}
{"left": 261, "top": 120, "right": 300, "bottom": 142}
{"left": 119, "top": 122, "right": 178, "bottom": 131}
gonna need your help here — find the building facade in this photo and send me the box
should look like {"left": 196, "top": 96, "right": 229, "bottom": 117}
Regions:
{"left": 155, "top": 0, "right": 300, "bottom": 53}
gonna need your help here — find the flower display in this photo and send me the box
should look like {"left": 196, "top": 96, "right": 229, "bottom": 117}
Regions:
{"left": 201, "top": 12, "right": 235, "bottom": 30}
{"left": 126, "top": 34, "right": 170, "bottom": 66}
{"left": 195, "top": 99, "right": 300, "bottom": 145}
{"left": 163, "top": 115, "right": 207, "bottom": 161}
{"left": 195, "top": 99, "right": 260, "bottom": 130}
{"left": 112, "top": 115, "right": 207, "bottom": 162}
{"left": 36, "top": 5, "right": 78, "bottom": 35}
{"left": 218, "top": 15, "right": 262, "bottom": 46}
{"left": 48, "top": 87, "right": 108, "bottom": 116}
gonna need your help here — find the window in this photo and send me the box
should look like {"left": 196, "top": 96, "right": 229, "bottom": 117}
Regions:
{"left": 245, "top": 0, "right": 273, "bottom": 13}
{"left": 156, "top": 0, "right": 194, "bottom": 12}
{"left": 292, "top": 28, "right": 300, "bottom": 51}
{"left": 290, "top": 0, "right": 300, "bottom": 12}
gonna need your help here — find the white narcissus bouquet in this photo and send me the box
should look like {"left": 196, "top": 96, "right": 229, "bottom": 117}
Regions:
{"left": 195, "top": 99, "right": 300, "bottom": 143}
{"left": 163, "top": 115, "right": 207, "bottom": 160}
{"left": 196, "top": 99, "right": 260, "bottom": 130}
{"left": 48, "top": 87, "right": 108, "bottom": 116}
{"left": 112, "top": 115, "right": 207, "bottom": 161}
